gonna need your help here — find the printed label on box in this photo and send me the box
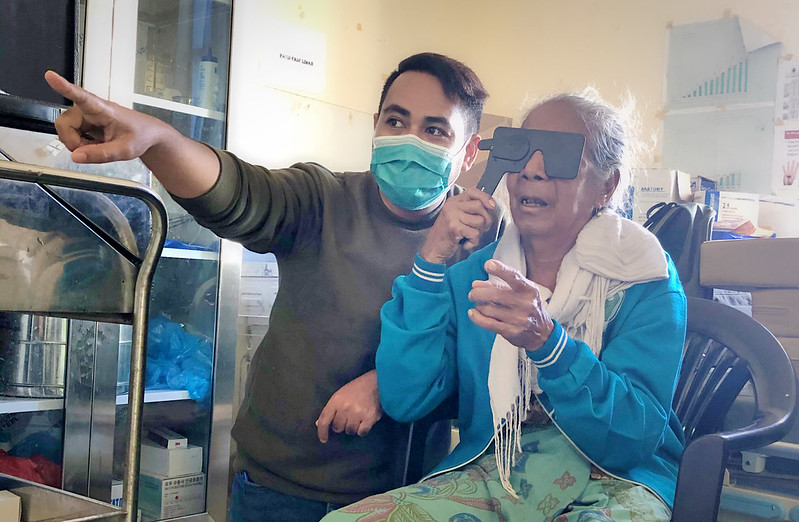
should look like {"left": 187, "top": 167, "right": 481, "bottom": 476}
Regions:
{"left": 695, "top": 190, "right": 760, "bottom": 227}
{"left": 629, "top": 168, "right": 691, "bottom": 224}
{"left": 139, "top": 472, "right": 205, "bottom": 521}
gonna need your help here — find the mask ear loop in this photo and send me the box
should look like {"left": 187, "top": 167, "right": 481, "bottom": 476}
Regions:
{"left": 445, "top": 134, "right": 477, "bottom": 189}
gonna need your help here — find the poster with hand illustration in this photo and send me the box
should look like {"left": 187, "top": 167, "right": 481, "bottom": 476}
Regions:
{"left": 773, "top": 124, "right": 799, "bottom": 195}
{"left": 772, "top": 56, "right": 799, "bottom": 197}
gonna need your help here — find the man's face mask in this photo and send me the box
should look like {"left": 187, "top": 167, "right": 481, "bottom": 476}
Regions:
{"left": 370, "top": 134, "right": 462, "bottom": 211}
{"left": 475, "top": 127, "right": 586, "bottom": 194}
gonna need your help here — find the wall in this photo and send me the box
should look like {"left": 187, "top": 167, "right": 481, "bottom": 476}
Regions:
{"left": 227, "top": 0, "right": 799, "bottom": 171}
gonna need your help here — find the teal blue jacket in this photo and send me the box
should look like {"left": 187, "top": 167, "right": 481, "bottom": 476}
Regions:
{"left": 376, "top": 242, "right": 687, "bottom": 508}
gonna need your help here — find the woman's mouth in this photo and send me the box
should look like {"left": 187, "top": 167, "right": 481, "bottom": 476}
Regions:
{"left": 520, "top": 197, "right": 547, "bottom": 207}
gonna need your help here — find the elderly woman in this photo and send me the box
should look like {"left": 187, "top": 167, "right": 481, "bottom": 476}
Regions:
{"left": 324, "top": 90, "right": 686, "bottom": 522}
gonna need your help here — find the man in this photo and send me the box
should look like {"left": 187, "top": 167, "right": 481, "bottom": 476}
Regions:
{"left": 46, "top": 52, "right": 507, "bottom": 521}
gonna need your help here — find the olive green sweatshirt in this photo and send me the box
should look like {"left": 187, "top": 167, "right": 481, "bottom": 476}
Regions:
{"left": 173, "top": 149, "right": 507, "bottom": 504}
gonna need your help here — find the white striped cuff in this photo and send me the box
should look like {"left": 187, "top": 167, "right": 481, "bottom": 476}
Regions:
{"left": 534, "top": 327, "right": 567, "bottom": 368}
{"left": 412, "top": 262, "right": 445, "bottom": 283}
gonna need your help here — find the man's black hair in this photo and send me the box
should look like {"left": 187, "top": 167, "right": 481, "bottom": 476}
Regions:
{"left": 377, "top": 52, "right": 488, "bottom": 135}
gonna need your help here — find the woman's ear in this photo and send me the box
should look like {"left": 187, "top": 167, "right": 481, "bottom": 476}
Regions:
{"left": 604, "top": 169, "right": 621, "bottom": 201}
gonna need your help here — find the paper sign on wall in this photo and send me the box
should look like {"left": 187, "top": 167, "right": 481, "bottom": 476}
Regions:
{"left": 772, "top": 124, "right": 799, "bottom": 196}
{"left": 665, "top": 16, "right": 780, "bottom": 110}
{"left": 777, "top": 56, "right": 799, "bottom": 121}
{"left": 256, "top": 18, "right": 327, "bottom": 94}
{"left": 662, "top": 16, "right": 782, "bottom": 196}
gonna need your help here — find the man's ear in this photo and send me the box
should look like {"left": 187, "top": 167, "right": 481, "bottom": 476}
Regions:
{"left": 460, "top": 134, "right": 481, "bottom": 173}
{"left": 373, "top": 112, "right": 379, "bottom": 130}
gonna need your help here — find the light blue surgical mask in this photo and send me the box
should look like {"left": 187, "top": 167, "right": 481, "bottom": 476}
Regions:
{"left": 370, "top": 134, "right": 461, "bottom": 211}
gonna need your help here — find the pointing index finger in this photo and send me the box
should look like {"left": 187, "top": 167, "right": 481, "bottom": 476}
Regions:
{"left": 44, "top": 70, "right": 99, "bottom": 110}
{"left": 484, "top": 259, "right": 529, "bottom": 291}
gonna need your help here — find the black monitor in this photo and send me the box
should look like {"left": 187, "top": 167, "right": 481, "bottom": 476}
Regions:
{"left": 0, "top": 0, "right": 79, "bottom": 133}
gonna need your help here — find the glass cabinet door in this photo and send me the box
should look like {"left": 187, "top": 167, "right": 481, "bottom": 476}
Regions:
{"left": 132, "top": 0, "right": 232, "bottom": 149}
{"left": 112, "top": 1, "right": 234, "bottom": 520}
{"left": 0, "top": 1, "right": 236, "bottom": 519}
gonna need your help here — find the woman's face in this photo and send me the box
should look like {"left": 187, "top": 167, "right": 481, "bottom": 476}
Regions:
{"left": 506, "top": 100, "right": 614, "bottom": 248}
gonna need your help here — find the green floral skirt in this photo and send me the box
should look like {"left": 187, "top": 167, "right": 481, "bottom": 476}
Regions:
{"left": 322, "top": 424, "right": 670, "bottom": 522}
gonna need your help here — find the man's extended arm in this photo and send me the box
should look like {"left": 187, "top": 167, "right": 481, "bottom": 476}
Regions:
{"left": 45, "top": 70, "right": 219, "bottom": 199}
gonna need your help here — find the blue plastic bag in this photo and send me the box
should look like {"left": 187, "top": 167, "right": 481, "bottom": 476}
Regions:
{"left": 146, "top": 316, "right": 213, "bottom": 404}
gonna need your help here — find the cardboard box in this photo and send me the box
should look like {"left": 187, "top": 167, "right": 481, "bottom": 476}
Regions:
{"left": 147, "top": 426, "right": 188, "bottom": 450}
{"left": 111, "top": 479, "right": 123, "bottom": 508}
{"left": 629, "top": 168, "right": 692, "bottom": 224}
{"left": 694, "top": 190, "right": 760, "bottom": 229}
{"left": 0, "top": 491, "right": 21, "bottom": 522}
{"left": 777, "top": 336, "right": 799, "bottom": 360}
{"left": 751, "top": 289, "right": 799, "bottom": 337}
{"left": 110, "top": 480, "right": 142, "bottom": 521}
{"left": 699, "top": 238, "right": 799, "bottom": 290}
{"left": 775, "top": 337, "right": 799, "bottom": 445}
{"left": 140, "top": 440, "right": 203, "bottom": 478}
{"left": 138, "top": 472, "right": 205, "bottom": 521}
{"left": 759, "top": 196, "right": 799, "bottom": 238}
{"left": 690, "top": 175, "right": 716, "bottom": 193}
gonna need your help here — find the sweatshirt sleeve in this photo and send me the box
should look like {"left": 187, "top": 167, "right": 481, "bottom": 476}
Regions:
{"left": 529, "top": 269, "right": 686, "bottom": 472}
{"left": 376, "top": 254, "right": 459, "bottom": 423}
{"left": 170, "top": 148, "right": 331, "bottom": 255}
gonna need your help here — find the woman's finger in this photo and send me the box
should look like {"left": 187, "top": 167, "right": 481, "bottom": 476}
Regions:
{"left": 484, "top": 259, "right": 537, "bottom": 293}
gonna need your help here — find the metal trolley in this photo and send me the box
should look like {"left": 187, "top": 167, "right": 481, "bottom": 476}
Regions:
{"left": 0, "top": 160, "right": 167, "bottom": 522}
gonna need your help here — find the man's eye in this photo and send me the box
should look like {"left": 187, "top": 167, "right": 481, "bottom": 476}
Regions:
{"left": 427, "top": 127, "right": 445, "bottom": 137}
{"left": 387, "top": 118, "right": 404, "bottom": 128}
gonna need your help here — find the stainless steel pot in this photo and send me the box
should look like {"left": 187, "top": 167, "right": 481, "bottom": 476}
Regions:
{"left": 0, "top": 312, "right": 68, "bottom": 398}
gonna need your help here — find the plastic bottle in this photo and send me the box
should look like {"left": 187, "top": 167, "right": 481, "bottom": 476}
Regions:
{"left": 197, "top": 48, "right": 219, "bottom": 110}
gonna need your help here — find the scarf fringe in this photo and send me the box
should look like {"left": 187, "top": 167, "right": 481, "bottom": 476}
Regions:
{"left": 493, "top": 349, "right": 534, "bottom": 497}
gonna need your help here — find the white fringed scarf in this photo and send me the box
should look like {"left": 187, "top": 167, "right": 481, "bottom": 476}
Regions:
{"left": 486, "top": 210, "right": 669, "bottom": 496}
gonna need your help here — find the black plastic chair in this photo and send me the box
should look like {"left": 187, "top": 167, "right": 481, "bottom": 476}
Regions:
{"left": 671, "top": 296, "right": 797, "bottom": 521}
{"left": 402, "top": 297, "right": 798, "bottom": 521}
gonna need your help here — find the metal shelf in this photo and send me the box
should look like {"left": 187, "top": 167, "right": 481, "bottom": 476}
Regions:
{"left": 116, "top": 389, "right": 191, "bottom": 406}
{"left": 0, "top": 389, "right": 193, "bottom": 414}
{"left": 161, "top": 247, "right": 218, "bottom": 261}
{"left": 1, "top": 473, "right": 123, "bottom": 521}
{"left": 0, "top": 396, "right": 64, "bottom": 414}
{"left": 131, "top": 93, "right": 224, "bottom": 121}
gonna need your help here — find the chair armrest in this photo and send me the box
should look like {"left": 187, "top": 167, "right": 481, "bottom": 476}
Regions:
{"left": 672, "top": 409, "right": 795, "bottom": 521}
{"left": 721, "top": 408, "right": 796, "bottom": 453}
{"left": 672, "top": 433, "right": 726, "bottom": 521}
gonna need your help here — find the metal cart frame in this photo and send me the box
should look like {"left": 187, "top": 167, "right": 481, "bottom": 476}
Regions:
{"left": 0, "top": 160, "right": 167, "bottom": 522}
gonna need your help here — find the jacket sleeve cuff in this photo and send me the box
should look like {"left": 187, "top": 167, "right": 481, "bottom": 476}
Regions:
{"left": 170, "top": 145, "right": 238, "bottom": 219}
{"left": 526, "top": 320, "right": 579, "bottom": 379}
{"left": 406, "top": 254, "right": 447, "bottom": 292}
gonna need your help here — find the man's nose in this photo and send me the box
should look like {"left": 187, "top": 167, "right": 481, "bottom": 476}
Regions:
{"left": 520, "top": 150, "right": 548, "bottom": 180}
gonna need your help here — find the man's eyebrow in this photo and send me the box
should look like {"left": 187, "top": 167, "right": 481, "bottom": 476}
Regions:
{"left": 382, "top": 104, "right": 410, "bottom": 117}
{"left": 424, "top": 116, "right": 452, "bottom": 129}
{"left": 382, "top": 105, "right": 453, "bottom": 129}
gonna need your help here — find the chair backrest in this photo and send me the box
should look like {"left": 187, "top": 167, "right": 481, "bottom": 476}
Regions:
{"left": 670, "top": 297, "right": 797, "bottom": 521}
{"left": 644, "top": 202, "right": 715, "bottom": 299}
